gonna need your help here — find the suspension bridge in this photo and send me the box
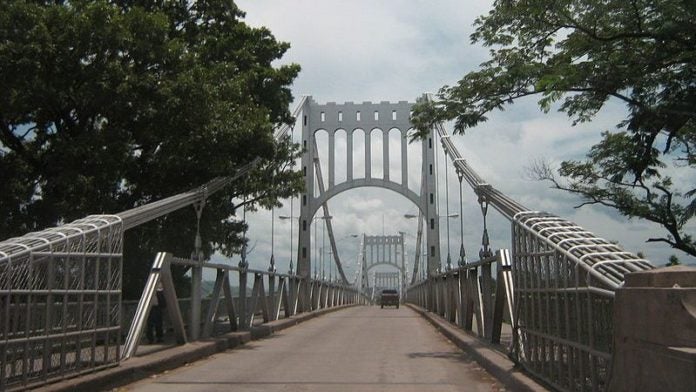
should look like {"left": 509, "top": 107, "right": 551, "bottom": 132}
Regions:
{"left": 1, "top": 96, "right": 694, "bottom": 392}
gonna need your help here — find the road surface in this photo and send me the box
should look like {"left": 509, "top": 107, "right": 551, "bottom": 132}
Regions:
{"left": 123, "top": 306, "right": 504, "bottom": 391}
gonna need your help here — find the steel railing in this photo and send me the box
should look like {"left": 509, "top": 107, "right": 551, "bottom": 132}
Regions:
{"left": 122, "top": 252, "right": 367, "bottom": 359}
{"left": 407, "top": 95, "right": 656, "bottom": 392}
{"left": 407, "top": 250, "right": 514, "bottom": 344}
{"left": 0, "top": 216, "right": 123, "bottom": 391}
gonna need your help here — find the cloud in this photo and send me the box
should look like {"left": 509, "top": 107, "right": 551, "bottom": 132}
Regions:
{"left": 238, "top": 0, "right": 490, "bottom": 103}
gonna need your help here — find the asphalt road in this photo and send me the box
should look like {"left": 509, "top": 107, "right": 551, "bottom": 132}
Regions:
{"left": 123, "top": 306, "right": 505, "bottom": 392}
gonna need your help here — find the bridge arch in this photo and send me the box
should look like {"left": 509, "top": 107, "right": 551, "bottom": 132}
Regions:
{"left": 366, "top": 262, "right": 405, "bottom": 274}
{"left": 309, "top": 181, "right": 426, "bottom": 219}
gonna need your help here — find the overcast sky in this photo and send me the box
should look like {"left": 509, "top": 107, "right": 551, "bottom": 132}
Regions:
{"left": 211, "top": 0, "right": 695, "bottom": 280}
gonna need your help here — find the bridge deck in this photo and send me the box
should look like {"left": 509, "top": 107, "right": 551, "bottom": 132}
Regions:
{"left": 124, "top": 306, "right": 504, "bottom": 391}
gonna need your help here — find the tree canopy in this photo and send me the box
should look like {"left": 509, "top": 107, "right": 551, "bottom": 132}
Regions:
{"left": 411, "top": 0, "right": 696, "bottom": 258}
{"left": 0, "top": 0, "right": 302, "bottom": 297}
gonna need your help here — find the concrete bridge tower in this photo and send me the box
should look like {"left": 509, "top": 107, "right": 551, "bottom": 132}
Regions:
{"left": 296, "top": 97, "right": 441, "bottom": 281}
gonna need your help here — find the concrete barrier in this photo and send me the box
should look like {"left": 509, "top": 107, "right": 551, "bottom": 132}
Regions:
{"left": 609, "top": 266, "right": 696, "bottom": 391}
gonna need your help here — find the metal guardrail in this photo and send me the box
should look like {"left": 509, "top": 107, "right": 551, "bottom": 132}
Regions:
{"left": 0, "top": 216, "right": 123, "bottom": 391}
{"left": 407, "top": 244, "right": 617, "bottom": 392}
{"left": 407, "top": 250, "right": 514, "bottom": 344}
{"left": 408, "top": 96, "right": 657, "bottom": 392}
{"left": 121, "top": 252, "right": 367, "bottom": 359}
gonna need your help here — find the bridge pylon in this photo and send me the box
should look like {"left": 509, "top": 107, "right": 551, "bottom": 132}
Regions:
{"left": 296, "top": 97, "right": 441, "bottom": 282}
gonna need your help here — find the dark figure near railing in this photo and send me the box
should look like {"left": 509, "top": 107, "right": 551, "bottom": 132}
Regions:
{"left": 147, "top": 283, "right": 167, "bottom": 343}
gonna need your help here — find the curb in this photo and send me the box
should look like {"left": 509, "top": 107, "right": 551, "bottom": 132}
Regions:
{"left": 407, "top": 304, "right": 547, "bottom": 392}
{"left": 38, "top": 304, "right": 357, "bottom": 392}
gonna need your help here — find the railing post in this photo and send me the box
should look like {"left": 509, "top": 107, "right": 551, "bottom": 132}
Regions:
{"left": 161, "top": 260, "right": 187, "bottom": 345}
{"left": 248, "top": 272, "right": 269, "bottom": 325}
{"left": 202, "top": 268, "right": 225, "bottom": 338}
{"left": 326, "top": 282, "right": 331, "bottom": 308}
{"left": 316, "top": 281, "right": 322, "bottom": 309}
{"left": 268, "top": 273, "right": 276, "bottom": 321}
{"left": 289, "top": 277, "right": 296, "bottom": 314}
{"left": 481, "top": 258, "right": 493, "bottom": 340}
{"left": 491, "top": 250, "right": 514, "bottom": 344}
{"left": 438, "top": 276, "right": 446, "bottom": 317}
{"left": 318, "top": 281, "right": 324, "bottom": 309}
{"left": 238, "top": 267, "right": 248, "bottom": 330}
{"left": 458, "top": 268, "right": 468, "bottom": 329}
{"left": 309, "top": 280, "right": 315, "bottom": 310}
{"left": 426, "top": 279, "right": 432, "bottom": 311}
{"left": 221, "top": 272, "right": 238, "bottom": 331}
{"left": 123, "top": 253, "right": 166, "bottom": 359}
{"left": 448, "top": 274, "right": 457, "bottom": 323}
{"left": 293, "top": 277, "right": 301, "bottom": 315}
{"left": 299, "top": 278, "right": 307, "bottom": 313}
{"left": 123, "top": 252, "right": 186, "bottom": 360}
{"left": 443, "top": 275, "right": 450, "bottom": 320}
{"left": 328, "top": 284, "right": 333, "bottom": 307}
{"left": 470, "top": 268, "right": 483, "bottom": 335}
{"left": 324, "top": 283, "right": 329, "bottom": 308}
{"left": 190, "top": 260, "right": 202, "bottom": 340}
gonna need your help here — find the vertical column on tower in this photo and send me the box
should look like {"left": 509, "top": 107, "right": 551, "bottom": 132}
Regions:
{"left": 328, "top": 131, "right": 335, "bottom": 187}
{"left": 347, "top": 130, "right": 353, "bottom": 181}
{"left": 365, "top": 129, "right": 371, "bottom": 179}
{"left": 422, "top": 119, "right": 441, "bottom": 276}
{"left": 401, "top": 130, "right": 408, "bottom": 188}
{"left": 400, "top": 232, "right": 406, "bottom": 290}
{"left": 383, "top": 127, "right": 389, "bottom": 181}
{"left": 298, "top": 97, "right": 314, "bottom": 284}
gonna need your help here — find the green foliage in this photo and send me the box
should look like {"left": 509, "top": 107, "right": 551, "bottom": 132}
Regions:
{"left": 412, "top": 0, "right": 696, "bottom": 257}
{"left": 0, "top": 0, "right": 302, "bottom": 297}
{"left": 667, "top": 254, "right": 681, "bottom": 266}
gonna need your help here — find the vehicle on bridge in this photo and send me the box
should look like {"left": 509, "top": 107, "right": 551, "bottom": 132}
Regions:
{"left": 380, "top": 289, "right": 399, "bottom": 309}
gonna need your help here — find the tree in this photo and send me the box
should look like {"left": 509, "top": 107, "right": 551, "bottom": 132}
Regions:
{"left": 0, "top": 0, "right": 302, "bottom": 297}
{"left": 411, "top": 0, "right": 696, "bottom": 257}
{"left": 667, "top": 255, "right": 681, "bottom": 266}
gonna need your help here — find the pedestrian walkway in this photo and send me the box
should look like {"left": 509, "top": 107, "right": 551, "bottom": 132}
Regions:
{"left": 123, "top": 306, "right": 505, "bottom": 391}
